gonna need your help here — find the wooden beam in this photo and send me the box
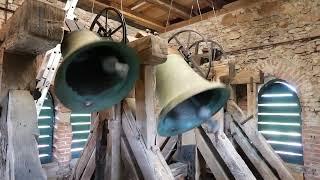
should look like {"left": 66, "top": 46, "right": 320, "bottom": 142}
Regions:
{"left": 6, "top": 90, "right": 46, "bottom": 180}
{"left": 196, "top": 127, "right": 256, "bottom": 180}
{"left": 130, "top": 35, "right": 167, "bottom": 148}
{"left": 134, "top": 65, "right": 156, "bottom": 148}
{"left": 84, "top": 0, "right": 165, "bottom": 32}
{"left": 95, "top": 114, "right": 108, "bottom": 180}
{"left": 128, "top": 35, "right": 168, "bottom": 65}
{"left": 0, "top": 0, "right": 64, "bottom": 54}
{"left": 195, "top": 146, "right": 208, "bottom": 180}
{"left": 231, "top": 70, "right": 263, "bottom": 84}
{"left": 230, "top": 121, "right": 278, "bottom": 180}
{"left": 71, "top": 116, "right": 100, "bottom": 180}
{"left": 227, "top": 100, "right": 295, "bottom": 180}
{"left": 169, "top": 162, "right": 188, "bottom": 179}
{"left": 108, "top": 105, "right": 121, "bottom": 180}
{"left": 161, "top": 135, "right": 178, "bottom": 161}
{"left": 0, "top": 51, "right": 38, "bottom": 100}
{"left": 122, "top": 101, "right": 174, "bottom": 180}
{"left": 195, "top": 127, "right": 229, "bottom": 180}
{"left": 144, "top": 0, "right": 190, "bottom": 19}
{"left": 130, "top": 1, "right": 147, "bottom": 11}
{"left": 120, "top": 136, "right": 144, "bottom": 180}
{"left": 80, "top": 148, "right": 96, "bottom": 180}
{"left": 166, "top": 0, "right": 258, "bottom": 31}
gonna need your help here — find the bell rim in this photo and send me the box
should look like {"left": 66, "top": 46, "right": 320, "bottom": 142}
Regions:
{"left": 157, "top": 83, "right": 229, "bottom": 136}
{"left": 54, "top": 40, "right": 140, "bottom": 112}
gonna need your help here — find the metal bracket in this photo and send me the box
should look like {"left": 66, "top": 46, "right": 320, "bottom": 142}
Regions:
{"left": 64, "top": 0, "right": 79, "bottom": 20}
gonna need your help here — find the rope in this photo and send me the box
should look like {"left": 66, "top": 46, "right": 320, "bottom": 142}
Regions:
{"left": 188, "top": 1, "right": 194, "bottom": 25}
{"left": 196, "top": 0, "right": 202, "bottom": 20}
{"left": 164, "top": 0, "right": 174, "bottom": 32}
{"left": 211, "top": 1, "right": 224, "bottom": 54}
{"left": 91, "top": 0, "right": 95, "bottom": 14}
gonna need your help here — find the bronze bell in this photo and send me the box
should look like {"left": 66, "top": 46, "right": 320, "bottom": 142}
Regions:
{"left": 156, "top": 53, "right": 229, "bottom": 136}
{"left": 54, "top": 30, "right": 140, "bottom": 112}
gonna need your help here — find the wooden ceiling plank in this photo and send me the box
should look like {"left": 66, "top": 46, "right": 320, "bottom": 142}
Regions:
{"left": 131, "top": 1, "right": 147, "bottom": 11}
{"left": 166, "top": 0, "right": 257, "bottom": 31}
{"left": 144, "top": 0, "right": 190, "bottom": 19}
{"left": 82, "top": 0, "right": 165, "bottom": 32}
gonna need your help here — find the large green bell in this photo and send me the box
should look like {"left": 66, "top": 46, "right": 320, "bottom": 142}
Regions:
{"left": 54, "top": 30, "right": 140, "bottom": 112}
{"left": 156, "top": 54, "right": 229, "bottom": 136}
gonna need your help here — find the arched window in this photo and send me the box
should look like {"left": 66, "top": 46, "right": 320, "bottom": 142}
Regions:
{"left": 258, "top": 79, "right": 303, "bottom": 165}
{"left": 70, "top": 112, "right": 91, "bottom": 158}
{"left": 38, "top": 93, "right": 55, "bottom": 164}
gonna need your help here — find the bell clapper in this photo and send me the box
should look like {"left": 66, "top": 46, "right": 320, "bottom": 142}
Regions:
{"left": 101, "top": 56, "right": 129, "bottom": 79}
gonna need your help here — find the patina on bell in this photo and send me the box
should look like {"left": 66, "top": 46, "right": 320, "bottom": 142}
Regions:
{"left": 156, "top": 54, "right": 229, "bottom": 136}
{"left": 54, "top": 30, "right": 140, "bottom": 112}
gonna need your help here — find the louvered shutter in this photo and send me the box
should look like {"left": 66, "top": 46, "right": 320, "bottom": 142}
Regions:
{"left": 258, "top": 80, "right": 303, "bottom": 165}
{"left": 70, "top": 112, "right": 91, "bottom": 158}
{"left": 38, "top": 93, "right": 55, "bottom": 164}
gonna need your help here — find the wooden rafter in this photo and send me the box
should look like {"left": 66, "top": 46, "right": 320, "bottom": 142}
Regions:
{"left": 77, "top": 0, "right": 165, "bottom": 32}
{"left": 144, "top": 0, "right": 190, "bottom": 19}
{"left": 97, "top": 0, "right": 166, "bottom": 31}
{"left": 166, "top": 0, "right": 258, "bottom": 31}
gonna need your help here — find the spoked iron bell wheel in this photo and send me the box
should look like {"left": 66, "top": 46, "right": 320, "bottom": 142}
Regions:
{"left": 168, "top": 30, "right": 220, "bottom": 80}
{"left": 189, "top": 39, "right": 225, "bottom": 80}
{"left": 90, "top": 7, "right": 128, "bottom": 43}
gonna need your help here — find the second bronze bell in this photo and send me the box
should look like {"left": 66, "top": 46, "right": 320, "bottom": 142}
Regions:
{"left": 156, "top": 53, "right": 230, "bottom": 136}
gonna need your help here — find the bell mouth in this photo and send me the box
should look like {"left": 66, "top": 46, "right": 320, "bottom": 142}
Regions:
{"left": 54, "top": 40, "right": 140, "bottom": 112}
{"left": 65, "top": 42, "right": 128, "bottom": 96}
{"left": 157, "top": 87, "right": 229, "bottom": 136}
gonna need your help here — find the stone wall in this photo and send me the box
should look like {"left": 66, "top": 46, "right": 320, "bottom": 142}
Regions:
{"left": 162, "top": 0, "right": 320, "bottom": 179}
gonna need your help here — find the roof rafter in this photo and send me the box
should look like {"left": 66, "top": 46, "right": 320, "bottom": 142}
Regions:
{"left": 77, "top": 0, "right": 166, "bottom": 32}
{"left": 144, "top": 0, "right": 190, "bottom": 19}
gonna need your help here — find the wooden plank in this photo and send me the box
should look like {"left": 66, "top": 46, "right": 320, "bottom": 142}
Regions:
{"left": 95, "top": 117, "right": 108, "bottom": 180}
{"left": 64, "top": 19, "right": 86, "bottom": 32}
{"left": 122, "top": 101, "right": 174, "bottom": 180}
{"left": 161, "top": 136, "right": 178, "bottom": 161}
{"left": 135, "top": 65, "right": 156, "bottom": 148}
{"left": 80, "top": 147, "right": 96, "bottom": 180}
{"left": 1, "top": 52, "right": 37, "bottom": 101}
{"left": 128, "top": 35, "right": 168, "bottom": 65}
{"left": 194, "top": 127, "right": 230, "bottom": 180}
{"left": 195, "top": 147, "right": 207, "bottom": 180}
{"left": 71, "top": 116, "right": 100, "bottom": 180}
{"left": 6, "top": 90, "right": 46, "bottom": 180}
{"left": 227, "top": 100, "right": 295, "bottom": 180}
{"left": 81, "top": 0, "right": 165, "bottom": 32}
{"left": 246, "top": 80, "right": 257, "bottom": 127}
{"left": 120, "top": 136, "right": 143, "bottom": 180}
{"left": 109, "top": 104, "right": 121, "bottom": 180}
{"left": 169, "top": 162, "right": 188, "bottom": 179}
{"left": 202, "top": 127, "right": 255, "bottom": 180}
{"left": 230, "top": 122, "right": 278, "bottom": 180}
{"left": 144, "top": 0, "right": 190, "bottom": 19}
{"left": 209, "top": 62, "right": 235, "bottom": 82}
{"left": 231, "top": 70, "right": 263, "bottom": 85}
{"left": 166, "top": 0, "right": 258, "bottom": 31}
{"left": 157, "top": 135, "right": 168, "bottom": 148}
{"left": 1, "top": 0, "right": 64, "bottom": 54}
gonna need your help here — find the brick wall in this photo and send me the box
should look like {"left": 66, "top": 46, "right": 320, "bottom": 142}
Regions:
{"left": 162, "top": 0, "right": 320, "bottom": 179}
{"left": 53, "top": 102, "right": 72, "bottom": 178}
